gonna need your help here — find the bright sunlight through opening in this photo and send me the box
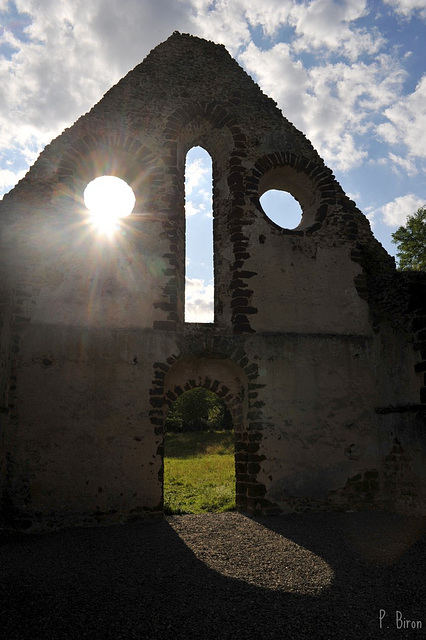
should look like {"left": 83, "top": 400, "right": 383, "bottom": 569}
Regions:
{"left": 84, "top": 175, "right": 135, "bottom": 235}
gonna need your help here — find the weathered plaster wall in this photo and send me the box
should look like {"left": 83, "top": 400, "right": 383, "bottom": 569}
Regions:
{"left": 248, "top": 239, "right": 370, "bottom": 334}
{"left": 5, "top": 325, "right": 168, "bottom": 528}
{"left": 0, "top": 33, "right": 424, "bottom": 530}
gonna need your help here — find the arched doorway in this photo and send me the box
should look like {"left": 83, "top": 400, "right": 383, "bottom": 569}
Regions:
{"left": 163, "top": 386, "right": 235, "bottom": 514}
{"left": 159, "top": 355, "right": 249, "bottom": 514}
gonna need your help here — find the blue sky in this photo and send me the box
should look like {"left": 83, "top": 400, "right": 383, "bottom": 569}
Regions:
{"left": 1, "top": 0, "right": 425, "bottom": 320}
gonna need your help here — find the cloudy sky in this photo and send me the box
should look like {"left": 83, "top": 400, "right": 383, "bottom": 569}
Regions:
{"left": 1, "top": 0, "right": 425, "bottom": 320}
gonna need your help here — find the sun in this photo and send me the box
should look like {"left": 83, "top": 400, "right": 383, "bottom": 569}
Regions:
{"left": 84, "top": 175, "right": 136, "bottom": 235}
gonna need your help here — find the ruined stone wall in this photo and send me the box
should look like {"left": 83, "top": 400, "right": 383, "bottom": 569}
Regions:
{"left": 0, "top": 280, "right": 13, "bottom": 509}
{"left": 0, "top": 33, "right": 424, "bottom": 530}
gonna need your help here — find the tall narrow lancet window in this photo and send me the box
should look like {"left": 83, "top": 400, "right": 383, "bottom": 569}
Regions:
{"left": 184, "top": 146, "right": 214, "bottom": 323}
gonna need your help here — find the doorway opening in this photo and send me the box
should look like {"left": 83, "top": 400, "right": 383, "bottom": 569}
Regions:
{"left": 163, "top": 387, "right": 235, "bottom": 514}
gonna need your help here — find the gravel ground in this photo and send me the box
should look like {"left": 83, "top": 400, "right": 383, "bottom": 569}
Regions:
{"left": 1, "top": 511, "right": 425, "bottom": 640}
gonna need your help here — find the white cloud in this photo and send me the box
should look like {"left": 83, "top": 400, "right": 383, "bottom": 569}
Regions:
{"left": 0, "top": 0, "right": 423, "bottom": 262}
{"left": 185, "top": 157, "right": 210, "bottom": 196}
{"left": 240, "top": 43, "right": 405, "bottom": 171}
{"left": 188, "top": 0, "right": 252, "bottom": 54}
{"left": 347, "top": 190, "right": 361, "bottom": 203}
{"left": 185, "top": 277, "right": 214, "bottom": 322}
{"left": 320, "top": 132, "right": 368, "bottom": 173}
{"left": 239, "top": 41, "right": 308, "bottom": 117}
{"left": 380, "top": 193, "right": 425, "bottom": 227}
{"left": 289, "top": 0, "right": 384, "bottom": 61}
{"left": 388, "top": 152, "right": 419, "bottom": 176}
{"left": 243, "top": 0, "right": 293, "bottom": 37}
{"left": 191, "top": 0, "right": 384, "bottom": 61}
{"left": 303, "top": 58, "right": 406, "bottom": 170}
{"left": 185, "top": 200, "right": 206, "bottom": 217}
{"left": 383, "top": 0, "right": 426, "bottom": 19}
{"left": 364, "top": 205, "right": 377, "bottom": 227}
{"left": 0, "top": 0, "right": 189, "bottom": 172}
{"left": 0, "top": 167, "right": 26, "bottom": 197}
{"left": 376, "top": 76, "right": 426, "bottom": 160}
{"left": 185, "top": 154, "right": 212, "bottom": 219}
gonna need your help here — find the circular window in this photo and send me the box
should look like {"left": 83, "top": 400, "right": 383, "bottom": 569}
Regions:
{"left": 259, "top": 189, "right": 303, "bottom": 229}
{"left": 84, "top": 175, "right": 136, "bottom": 235}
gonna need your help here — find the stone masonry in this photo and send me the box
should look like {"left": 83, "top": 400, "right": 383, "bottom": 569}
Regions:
{"left": 0, "top": 33, "right": 425, "bottom": 531}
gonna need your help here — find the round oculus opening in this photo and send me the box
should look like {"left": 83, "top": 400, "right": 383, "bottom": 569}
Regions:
{"left": 260, "top": 189, "right": 303, "bottom": 230}
{"left": 84, "top": 175, "right": 135, "bottom": 235}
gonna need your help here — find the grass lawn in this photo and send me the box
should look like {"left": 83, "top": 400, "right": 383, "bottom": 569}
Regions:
{"left": 163, "top": 430, "right": 236, "bottom": 514}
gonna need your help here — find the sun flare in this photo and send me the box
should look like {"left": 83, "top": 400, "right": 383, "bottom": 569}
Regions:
{"left": 84, "top": 175, "right": 135, "bottom": 235}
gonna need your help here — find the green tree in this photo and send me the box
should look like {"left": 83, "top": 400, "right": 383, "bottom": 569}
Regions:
{"left": 165, "top": 387, "right": 233, "bottom": 432}
{"left": 391, "top": 205, "right": 426, "bottom": 271}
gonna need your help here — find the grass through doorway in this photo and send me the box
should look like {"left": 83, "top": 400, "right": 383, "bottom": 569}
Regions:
{"left": 164, "top": 430, "right": 235, "bottom": 514}
{"left": 163, "top": 388, "right": 236, "bottom": 514}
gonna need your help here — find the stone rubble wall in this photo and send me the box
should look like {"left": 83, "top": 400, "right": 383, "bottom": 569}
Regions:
{"left": 0, "top": 33, "right": 424, "bottom": 531}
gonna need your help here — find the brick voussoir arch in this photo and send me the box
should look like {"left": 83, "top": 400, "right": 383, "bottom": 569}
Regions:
{"left": 162, "top": 102, "right": 243, "bottom": 150}
{"left": 57, "top": 131, "right": 159, "bottom": 201}
{"left": 246, "top": 151, "right": 342, "bottom": 233}
{"left": 155, "top": 103, "right": 246, "bottom": 331}
{"left": 150, "top": 341, "right": 278, "bottom": 515}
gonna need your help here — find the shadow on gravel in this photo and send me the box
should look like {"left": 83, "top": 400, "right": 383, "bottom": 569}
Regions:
{"left": 0, "top": 511, "right": 425, "bottom": 640}
{"left": 251, "top": 511, "right": 426, "bottom": 638}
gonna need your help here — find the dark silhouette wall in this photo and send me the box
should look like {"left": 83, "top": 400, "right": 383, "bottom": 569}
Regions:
{"left": 0, "top": 33, "right": 425, "bottom": 531}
